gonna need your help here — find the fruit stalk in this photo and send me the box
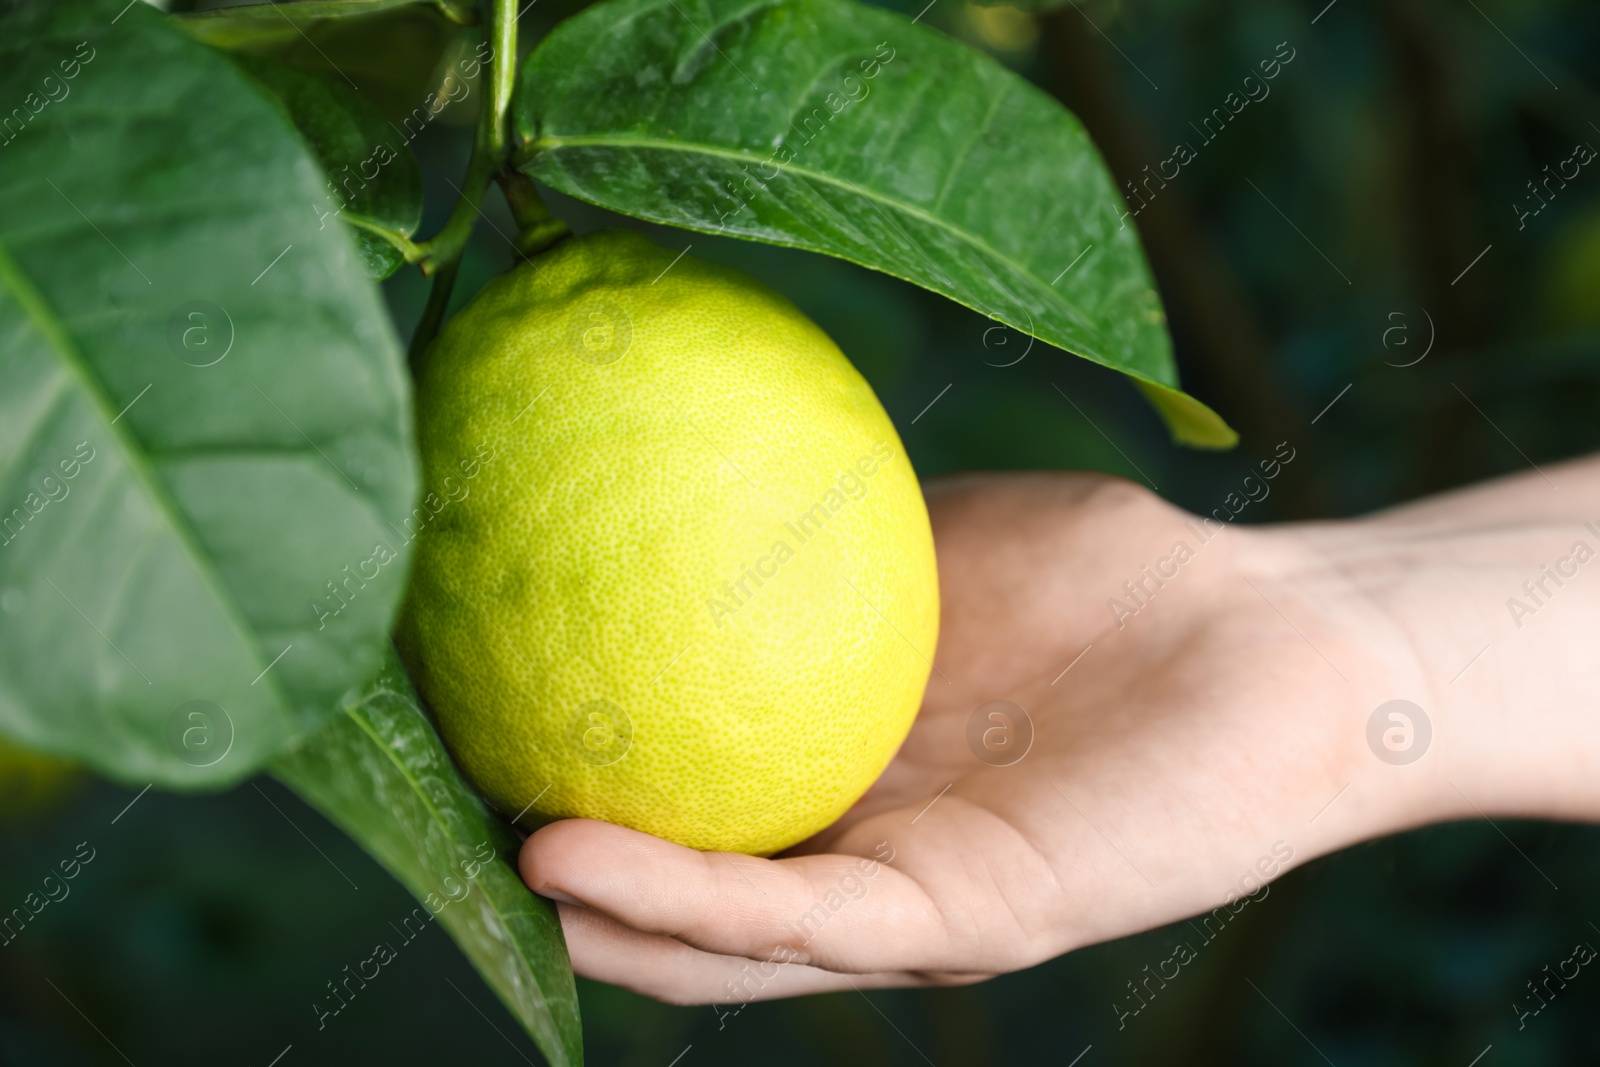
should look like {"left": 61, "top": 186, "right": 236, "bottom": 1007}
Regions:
{"left": 496, "top": 167, "right": 570, "bottom": 258}
{"left": 410, "top": 0, "right": 566, "bottom": 367}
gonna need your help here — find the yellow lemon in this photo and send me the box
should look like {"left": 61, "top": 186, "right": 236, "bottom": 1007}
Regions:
{"left": 397, "top": 230, "right": 939, "bottom": 855}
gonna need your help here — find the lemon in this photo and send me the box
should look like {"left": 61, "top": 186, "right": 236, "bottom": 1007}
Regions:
{"left": 397, "top": 230, "right": 939, "bottom": 855}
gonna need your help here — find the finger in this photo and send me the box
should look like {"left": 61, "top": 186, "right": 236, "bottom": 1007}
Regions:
{"left": 557, "top": 903, "right": 940, "bottom": 1004}
{"left": 521, "top": 818, "right": 953, "bottom": 974}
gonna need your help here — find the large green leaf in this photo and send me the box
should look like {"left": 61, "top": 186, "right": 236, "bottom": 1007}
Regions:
{"left": 273, "top": 651, "right": 583, "bottom": 1067}
{"left": 175, "top": 2, "right": 471, "bottom": 129}
{"left": 0, "top": 0, "right": 417, "bottom": 787}
{"left": 232, "top": 52, "right": 425, "bottom": 279}
{"left": 177, "top": 0, "right": 476, "bottom": 50}
{"left": 513, "top": 0, "right": 1236, "bottom": 448}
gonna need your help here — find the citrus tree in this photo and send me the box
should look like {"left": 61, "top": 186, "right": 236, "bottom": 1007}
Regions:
{"left": 0, "top": 0, "right": 1233, "bottom": 1062}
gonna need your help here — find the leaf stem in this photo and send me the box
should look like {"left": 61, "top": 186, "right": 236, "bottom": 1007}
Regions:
{"left": 408, "top": 0, "right": 519, "bottom": 363}
{"left": 409, "top": 0, "right": 568, "bottom": 364}
{"left": 408, "top": 254, "right": 460, "bottom": 372}
{"left": 485, "top": 0, "right": 516, "bottom": 161}
{"left": 342, "top": 214, "right": 426, "bottom": 263}
{"left": 496, "top": 167, "right": 570, "bottom": 256}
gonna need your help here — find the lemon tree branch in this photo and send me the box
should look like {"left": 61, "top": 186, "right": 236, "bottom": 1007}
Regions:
{"left": 408, "top": 0, "right": 521, "bottom": 366}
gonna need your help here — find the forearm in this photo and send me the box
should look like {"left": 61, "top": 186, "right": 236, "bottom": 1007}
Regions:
{"left": 1285, "top": 454, "right": 1600, "bottom": 825}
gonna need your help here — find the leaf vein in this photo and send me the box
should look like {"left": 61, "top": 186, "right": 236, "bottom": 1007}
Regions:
{"left": 534, "top": 133, "right": 1113, "bottom": 355}
{"left": 0, "top": 234, "right": 288, "bottom": 705}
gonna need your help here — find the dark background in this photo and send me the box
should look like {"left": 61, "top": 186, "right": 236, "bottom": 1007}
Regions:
{"left": 5, "top": 0, "right": 1600, "bottom": 1063}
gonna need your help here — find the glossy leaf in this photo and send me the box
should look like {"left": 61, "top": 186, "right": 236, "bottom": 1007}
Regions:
{"left": 176, "top": 0, "right": 475, "bottom": 50}
{"left": 0, "top": 0, "right": 417, "bottom": 787}
{"left": 176, "top": 3, "right": 469, "bottom": 130}
{"left": 233, "top": 53, "right": 425, "bottom": 279}
{"left": 273, "top": 650, "right": 583, "bottom": 1067}
{"left": 514, "top": 0, "right": 1236, "bottom": 448}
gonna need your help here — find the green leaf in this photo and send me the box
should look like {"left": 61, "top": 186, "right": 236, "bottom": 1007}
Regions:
{"left": 968, "top": 0, "right": 1076, "bottom": 12}
{"left": 176, "top": 0, "right": 476, "bottom": 50}
{"left": 1134, "top": 380, "right": 1237, "bottom": 451}
{"left": 273, "top": 650, "right": 583, "bottom": 1067}
{"left": 232, "top": 53, "right": 425, "bottom": 279}
{"left": 175, "top": 3, "right": 470, "bottom": 131}
{"left": 0, "top": 0, "right": 418, "bottom": 787}
{"left": 513, "top": 0, "right": 1236, "bottom": 448}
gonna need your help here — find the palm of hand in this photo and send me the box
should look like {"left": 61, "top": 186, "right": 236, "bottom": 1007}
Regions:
{"left": 522, "top": 474, "right": 1380, "bottom": 1004}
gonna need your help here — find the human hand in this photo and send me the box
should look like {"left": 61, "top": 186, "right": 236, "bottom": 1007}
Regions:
{"left": 520, "top": 468, "right": 1465, "bottom": 1007}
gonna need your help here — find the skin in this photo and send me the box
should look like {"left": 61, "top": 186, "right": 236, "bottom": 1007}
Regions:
{"left": 520, "top": 454, "right": 1600, "bottom": 1006}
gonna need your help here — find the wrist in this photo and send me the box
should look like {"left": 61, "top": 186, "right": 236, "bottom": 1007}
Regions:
{"left": 1271, "top": 478, "right": 1600, "bottom": 832}
{"left": 1229, "top": 520, "right": 1449, "bottom": 848}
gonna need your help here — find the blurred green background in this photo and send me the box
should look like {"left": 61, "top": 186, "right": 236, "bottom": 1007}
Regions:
{"left": 5, "top": 0, "right": 1600, "bottom": 1063}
